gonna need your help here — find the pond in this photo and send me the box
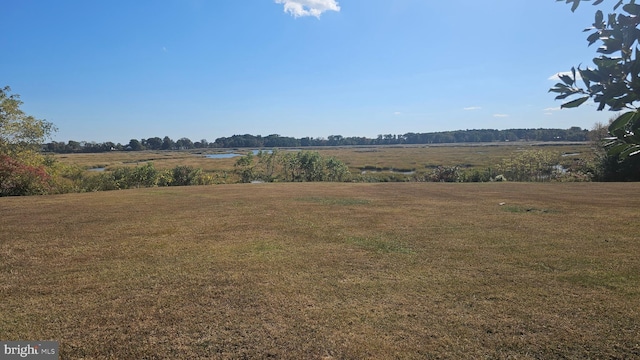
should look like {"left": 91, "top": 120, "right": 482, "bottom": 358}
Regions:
{"left": 205, "top": 150, "right": 274, "bottom": 159}
{"left": 361, "top": 169, "right": 415, "bottom": 175}
{"left": 205, "top": 153, "right": 244, "bottom": 159}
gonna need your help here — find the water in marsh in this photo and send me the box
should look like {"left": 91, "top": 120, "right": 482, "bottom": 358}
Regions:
{"left": 205, "top": 150, "right": 275, "bottom": 159}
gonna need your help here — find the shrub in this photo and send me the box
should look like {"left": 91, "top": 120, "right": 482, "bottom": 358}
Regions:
{"left": 235, "top": 150, "right": 351, "bottom": 183}
{"left": 171, "top": 165, "right": 203, "bottom": 186}
{"left": 0, "top": 154, "right": 52, "bottom": 196}
{"left": 428, "top": 166, "right": 461, "bottom": 182}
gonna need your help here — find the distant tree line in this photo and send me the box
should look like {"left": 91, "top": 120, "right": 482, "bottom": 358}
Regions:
{"left": 206, "top": 128, "right": 590, "bottom": 148}
{"left": 43, "top": 128, "right": 590, "bottom": 153}
{"left": 44, "top": 136, "right": 211, "bottom": 153}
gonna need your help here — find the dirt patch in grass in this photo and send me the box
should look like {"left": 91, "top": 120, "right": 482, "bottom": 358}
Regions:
{"left": 1, "top": 182, "right": 639, "bottom": 358}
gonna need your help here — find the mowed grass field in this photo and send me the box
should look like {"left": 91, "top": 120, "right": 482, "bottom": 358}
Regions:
{"left": 1, "top": 182, "right": 639, "bottom": 358}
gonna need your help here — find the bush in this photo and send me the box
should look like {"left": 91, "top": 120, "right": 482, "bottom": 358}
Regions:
{"left": 461, "top": 168, "right": 493, "bottom": 182}
{"left": 0, "top": 154, "right": 52, "bottom": 196}
{"left": 235, "top": 150, "right": 351, "bottom": 183}
{"left": 428, "top": 166, "right": 461, "bottom": 182}
{"left": 171, "top": 165, "right": 204, "bottom": 186}
{"left": 71, "top": 163, "right": 214, "bottom": 192}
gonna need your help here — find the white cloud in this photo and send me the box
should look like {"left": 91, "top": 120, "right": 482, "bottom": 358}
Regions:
{"left": 543, "top": 107, "right": 561, "bottom": 112}
{"left": 493, "top": 114, "right": 509, "bottom": 118}
{"left": 548, "top": 71, "right": 582, "bottom": 82}
{"left": 393, "top": 111, "right": 403, "bottom": 115}
{"left": 275, "top": 0, "right": 340, "bottom": 18}
{"left": 463, "top": 106, "right": 482, "bottom": 111}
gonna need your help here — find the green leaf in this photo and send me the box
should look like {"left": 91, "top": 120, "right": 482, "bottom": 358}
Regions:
{"left": 593, "top": 56, "right": 622, "bottom": 68}
{"left": 607, "top": 142, "right": 629, "bottom": 156}
{"left": 595, "top": 10, "right": 604, "bottom": 27}
{"left": 578, "top": 68, "right": 591, "bottom": 88}
{"left": 559, "top": 74, "right": 574, "bottom": 86}
{"left": 549, "top": 83, "right": 572, "bottom": 94}
{"left": 571, "top": 0, "right": 580, "bottom": 12}
{"left": 609, "top": 111, "right": 638, "bottom": 133}
{"left": 623, "top": 3, "right": 640, "bottom": 15}
{"left": 598, "top": 38, "right": 623, "bottom": 54}
{"left": 614, "top": 0, "right": 624, "bottom": 11}
{"left": 619, "top": 144, "right": 640, "bottom": 157}
{"left": 555, "top": 93, "right": 574, "bottom": 100}
{"left": 561, "top": 96, "right": 590, "bottom": 108}
{"left": 624, "top": 132, "right": 640, "bottom": 144}
{"left": 581, "top": 68, "right": 602, "bottom": 83}
{"left": 587, "top": 31, "right": 600, "bottom": 46}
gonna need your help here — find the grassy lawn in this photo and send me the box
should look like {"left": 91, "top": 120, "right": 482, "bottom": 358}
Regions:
{"left": 1, "top": 182, "right": 638, "bottom": 358}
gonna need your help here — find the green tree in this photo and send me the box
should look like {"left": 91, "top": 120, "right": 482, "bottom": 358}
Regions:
{"left": 325, "top": 156, "right": 350, "bottom": 182}
{"left": 176, "top": 137, "right": 194, "bottom": 150}
{"left": 0, "top": 86, "right": 56, "bottom": 156}
{"left": 0, "top": 86, "right": 57, "bottom": 195}
{"left": 551, "top": 0, "right": 640, "bottom": 162}
{"left": 234, "top": 152, "right": 256, "bottom": 183}
{"left": 128, "top": 139, "right": 144, "bottom": 151}
{"left": 145, "top": 137, "right": 163, "bottom": 150}
{"left": 161, "top": 136, "right": 174, "bottom": 150}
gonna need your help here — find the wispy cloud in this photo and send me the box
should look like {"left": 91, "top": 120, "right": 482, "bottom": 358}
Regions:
{"left": 463, "top": 106, "right": 482, "bottom": 111}
{"left": 493, "top": 114, "right": 509, "bottom": 118}
{"left": 275, "top": 0, "right": 340, "bottom": 18}
{"left": 543, "top": 106, "right": 560, "bottom": 115}
{"left": 393, "top": 111, "right": 403, "bottom": 115}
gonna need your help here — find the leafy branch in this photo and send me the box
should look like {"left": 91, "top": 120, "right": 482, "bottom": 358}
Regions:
{"left": 553, "top": 0, "right": 640, "bottom": 157}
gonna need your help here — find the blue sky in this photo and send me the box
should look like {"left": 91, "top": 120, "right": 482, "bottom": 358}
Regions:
{"left": 2, "top": 0, "right": 613, "bottom": 143}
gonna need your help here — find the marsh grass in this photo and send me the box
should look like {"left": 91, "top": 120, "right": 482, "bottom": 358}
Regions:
{"left": 1, "top": 182, "right": 639, "bottom": 358}
{"left": 55, "top": 143, "right": 595, "bottom": 176}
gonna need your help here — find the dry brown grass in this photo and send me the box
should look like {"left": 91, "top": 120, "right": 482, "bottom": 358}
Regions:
{"left": 314, "top": 143, "right": 594, "bottom": 172}
{"left": 1, "top": 182, "right": 639, "bottom": 358}
{"left": 55, "top": 150, "right": 238, "bottom": 172}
